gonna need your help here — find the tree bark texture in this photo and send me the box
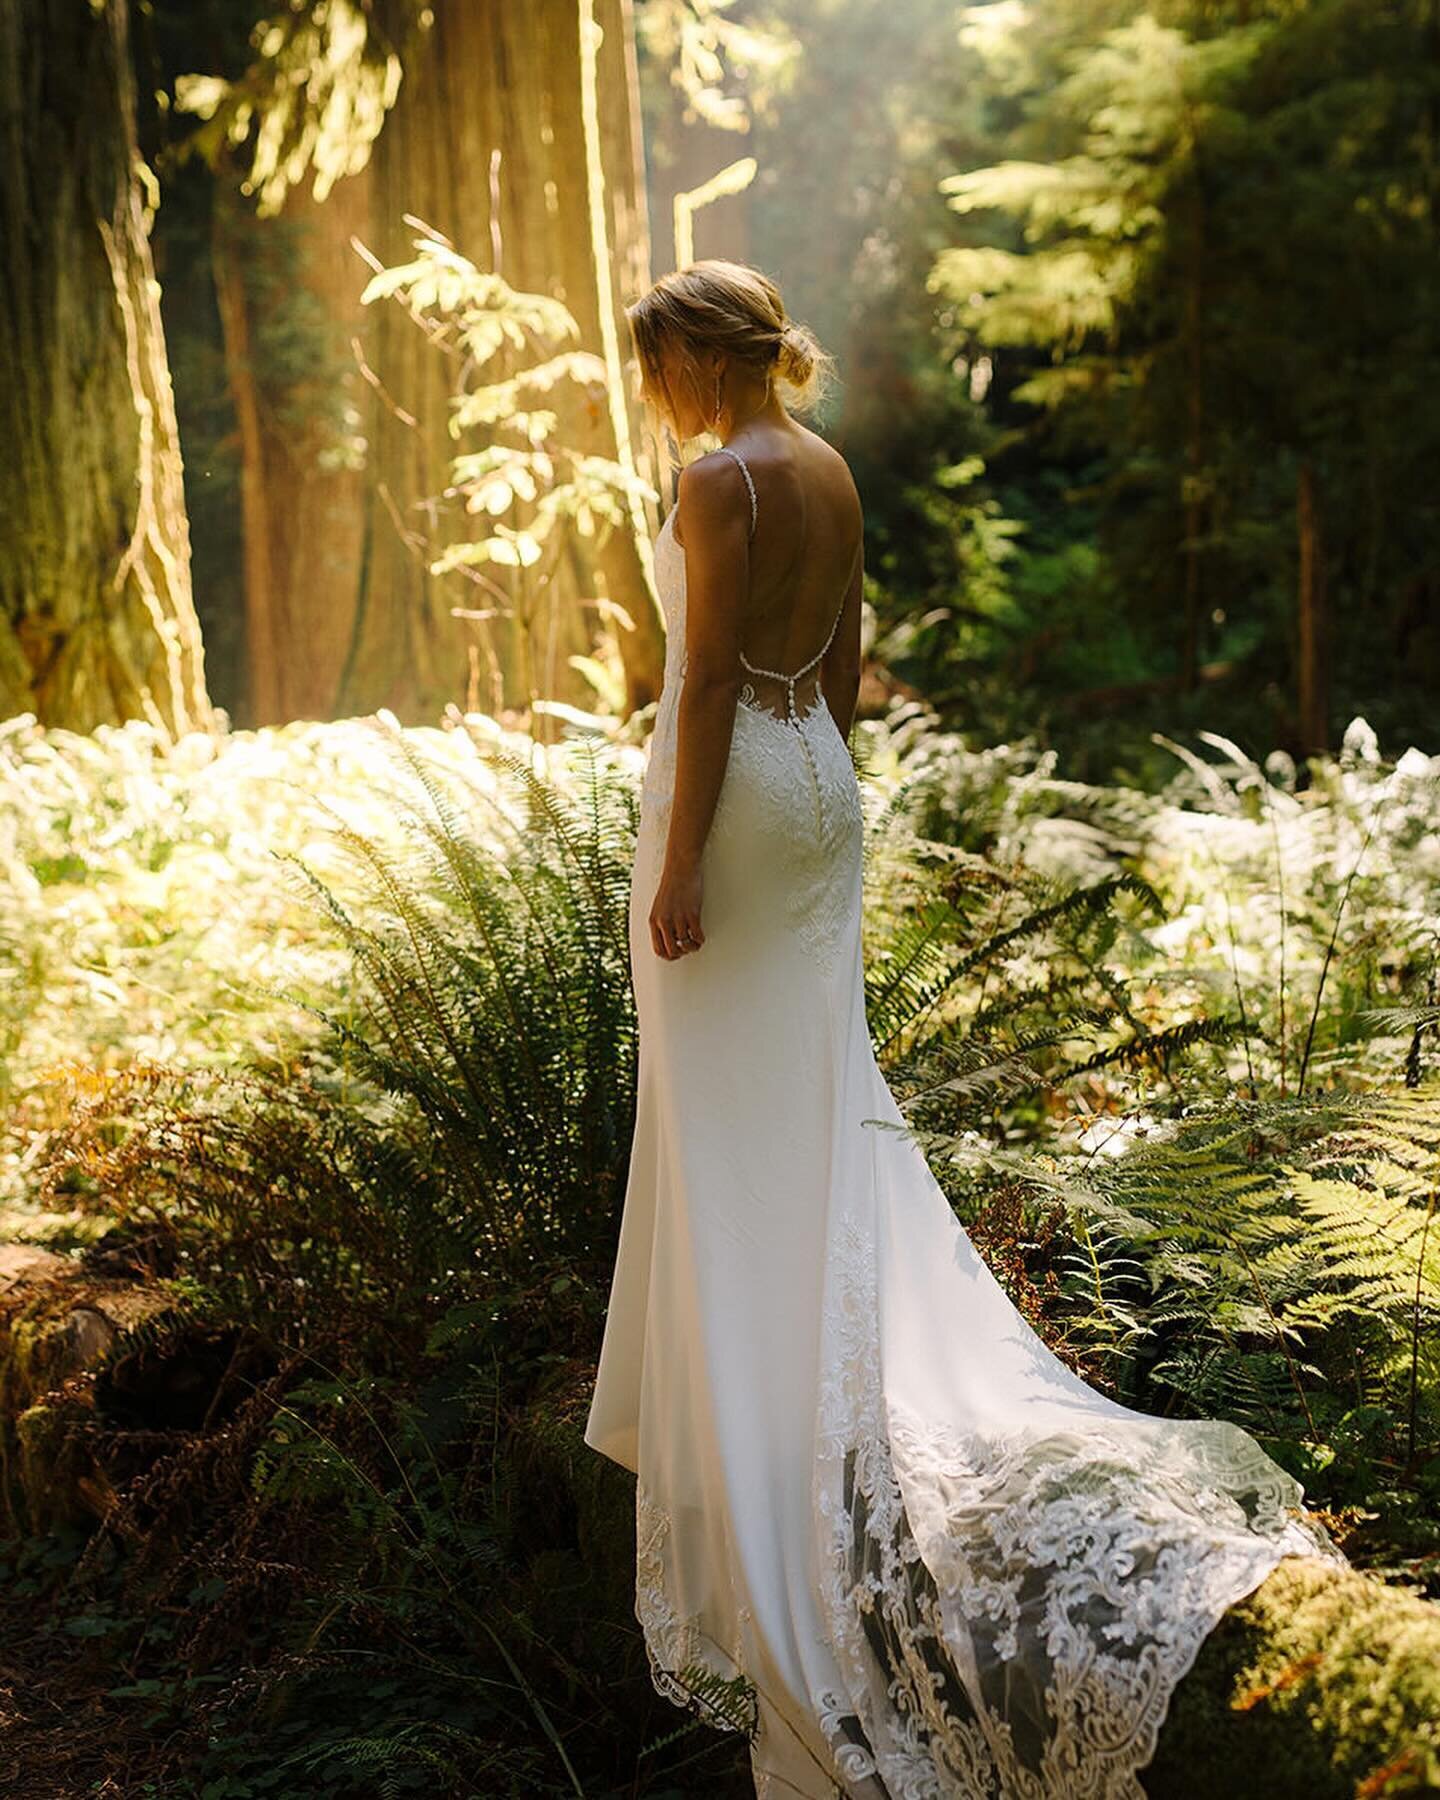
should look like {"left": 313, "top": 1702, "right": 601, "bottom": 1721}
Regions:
{"left": 0, "top": 0, "right": 212, "bottom": 737}
{"left": 228, "top": 0, "right": 665, "bottom": 729}
{"left": 1297, "top": 459, "right": 1329, "bottom": 755}
{"left": 212, "top": 163, "right": 374, "bottom": 727}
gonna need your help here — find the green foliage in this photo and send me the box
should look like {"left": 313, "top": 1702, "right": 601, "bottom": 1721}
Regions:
{"left": 278, "top": 716, "right": 641, "bottom": 1280}
{"left": 5, "top": 708, "right": 1438, "bottom": 1791}
{"left": 921, "top": 0, "right": 1440, "bottom": 761}
{"left": 742, "top": 0, "right": 1438, "bottom": 769}
{"left": 637, "top": 0, "right": 799, "bottom": 135}
{"left": 366, "top": 260, "right": 585, "bottom": 472}
{"left": 938, "top": 15, "right": 1268, "bottom": 359}
{"left": 1144, "top": 1555, "right": 1440, "bottom": 1797}
{"left": 359, "top": 222, "right": 658, "bottom": 712}
{"left": 170, "top": 0, "right": 429, "bottom": 214}
{"left": 850, "top": 711, "right": 1440, "bottom": 1575}
{"left": 26, "top": 720, "right": 642, "bottom": 1334}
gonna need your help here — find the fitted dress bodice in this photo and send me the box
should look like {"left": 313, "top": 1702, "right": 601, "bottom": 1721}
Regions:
{"left": 639, "top": 487, "right": 864, "bottom": 974}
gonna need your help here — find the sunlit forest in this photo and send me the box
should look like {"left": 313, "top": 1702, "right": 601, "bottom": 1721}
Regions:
{"left": 2, "top": 1, "right": 1438, "bottom": 1794}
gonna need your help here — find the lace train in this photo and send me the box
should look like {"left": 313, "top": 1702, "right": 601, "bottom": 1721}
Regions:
{"left": 631, "top": 1195, "right": 1344, "bottom": 1800}
{"left": 808, "top": 1212, "right": 1346, "bottom": 1799}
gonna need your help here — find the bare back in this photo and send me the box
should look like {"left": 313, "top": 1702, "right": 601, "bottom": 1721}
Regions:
{"left": 676, "top": 424, "right": 863, "bottom": 724}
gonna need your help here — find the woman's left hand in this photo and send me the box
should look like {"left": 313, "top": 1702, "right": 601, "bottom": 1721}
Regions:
{"left": 650, "top": 858, "right": 705, "bottom": 960}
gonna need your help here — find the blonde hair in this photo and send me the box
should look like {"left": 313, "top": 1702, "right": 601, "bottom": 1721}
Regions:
{"left": 625, "top": 258, "right": 833, "bottom": 437}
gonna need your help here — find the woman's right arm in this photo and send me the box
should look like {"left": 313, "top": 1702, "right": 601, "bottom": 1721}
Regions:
{"left": 822, "top": 533, "right": 864, "bottom": 741}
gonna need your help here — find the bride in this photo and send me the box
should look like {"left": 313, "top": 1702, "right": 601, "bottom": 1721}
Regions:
{"left": 582, "top": 258, "right": 1346, "bottom": 1800}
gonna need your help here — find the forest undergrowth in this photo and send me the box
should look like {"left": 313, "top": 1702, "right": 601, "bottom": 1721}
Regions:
{"left": 0, "top": 702, "right": 1436, "bottom": 1797}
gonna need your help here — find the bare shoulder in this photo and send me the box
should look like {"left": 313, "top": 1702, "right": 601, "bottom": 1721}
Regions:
{"left": 674, "top": 449, "right": 752, "bottom": 548}
{"left": 678, "top": 447, "right": 752, "bottom": 511}
{"left": 793, "top": 417, "right": 844, "bottom": 460}
{"left": 676, "top": 446, "right": 752, "bottom": 543}
{"left": 794, "top": 421, "right": 861, "bottom": 522}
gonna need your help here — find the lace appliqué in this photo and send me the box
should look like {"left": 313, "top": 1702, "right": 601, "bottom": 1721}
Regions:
{"left": 716, "top": 695, "right": 863, "bottom": 976}
{"left": 635, "top": 1479, "right": 771, "bottom": 1781}
{"left": 639, "top": 540, "right": 862, "bottom": 974}
{"left": 635, "top": 1481, "right": 734, "bottom": 1713}
{"left": 812, "top": 1210, "right": 1350, "bottom": 1798}
{"left": 640, "top": 500, "right": 863, "bottom": 976}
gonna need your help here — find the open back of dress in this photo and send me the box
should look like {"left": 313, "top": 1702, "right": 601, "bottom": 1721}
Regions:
{"left": 715, "top": 443, "right": 855, "bottom": 731}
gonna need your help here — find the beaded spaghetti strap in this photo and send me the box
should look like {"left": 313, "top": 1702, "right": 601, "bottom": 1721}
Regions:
{"left": 715, "top": 445, "right": 757, "bottom": 539}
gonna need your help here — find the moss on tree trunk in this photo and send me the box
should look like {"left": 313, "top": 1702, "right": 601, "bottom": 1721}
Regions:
{"left": 1144, "top": 1554, "right": 1440, "bottom": 1797}
{"left": 0, "top": 0, "right": 212, "bottom": 736}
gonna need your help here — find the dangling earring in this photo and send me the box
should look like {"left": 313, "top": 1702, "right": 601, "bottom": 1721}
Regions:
{"left": 712, "top": 365, "right": 724, "bottom": 433}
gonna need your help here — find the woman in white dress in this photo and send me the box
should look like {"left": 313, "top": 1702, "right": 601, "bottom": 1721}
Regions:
{"left": 582, "top": 258, "right": 1345, "bottom": 1800}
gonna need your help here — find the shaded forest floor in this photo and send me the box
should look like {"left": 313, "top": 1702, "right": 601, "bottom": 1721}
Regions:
{"left": 2, "top": 709, "right": 1439, "bottom": 1794}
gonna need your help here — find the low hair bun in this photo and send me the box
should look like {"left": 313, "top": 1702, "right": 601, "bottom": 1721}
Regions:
{"left": 777, "top": 322, "right": 818, "bottom": 389}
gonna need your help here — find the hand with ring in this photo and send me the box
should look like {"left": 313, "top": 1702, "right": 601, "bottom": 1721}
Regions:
{"left": 649, "top": 856, "right": 705, "bottom": 960}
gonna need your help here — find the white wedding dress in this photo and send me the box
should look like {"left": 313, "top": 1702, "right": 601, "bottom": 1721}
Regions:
{"left": 583, "top": 444, "right": 1346, "bottom": 1799}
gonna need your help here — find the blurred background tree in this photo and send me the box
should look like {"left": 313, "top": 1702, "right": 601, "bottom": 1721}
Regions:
{"left": 652, "top": 0, "right": 1439, "bottom": 775}
{"left": 3, "top": 0, "right": 1435, "bottom": 771}
{"left": 153, "top": 0, "right": 666, "bottom": 727}
{"left": 930, "top": 0, "right": 1440, "bottom": 769}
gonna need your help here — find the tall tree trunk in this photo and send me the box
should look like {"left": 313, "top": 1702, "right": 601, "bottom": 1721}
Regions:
{"left": 1296, "top": 460, "right": 1329, "bottom": 754}
{"left": 213, "top": 163, "right": 374, "bottom": 727}
{"left": 327, "top": 0, "right": 664, "bottom": 725}
{"left": 1178, "top": 143, "right": 1208, "bottom": 694}
{"left": 211, "top": 174, "right": 281, "bottom": 728}
{"left": 580, "top": 0, "right": 669, "bottom": 716}
{"left": 0, "top": 0, "right": 212, "bottom": 737}
{"left": 1180, "top": 296, "right": 1204, "bottom": 694}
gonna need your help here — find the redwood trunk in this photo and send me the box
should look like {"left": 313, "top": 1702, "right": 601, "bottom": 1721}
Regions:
{"left": 1296, "top": 461, "right": 1329, "bottom": 755}
{"left": 212, "top": 176, "right": 281, "bottom": 727}
{"left": 327, "top": 0, "right": 665, "bottom": 724}
{"left": 214, "top": 164, "right": 374, "bottom": 727}
{"left": 0, "top": 0, "right": 212, "bottom": 736}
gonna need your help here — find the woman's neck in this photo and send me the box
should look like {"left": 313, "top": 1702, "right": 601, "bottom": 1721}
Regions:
{"left": 718, "top": 375, "right": 788, "bottom": 443}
